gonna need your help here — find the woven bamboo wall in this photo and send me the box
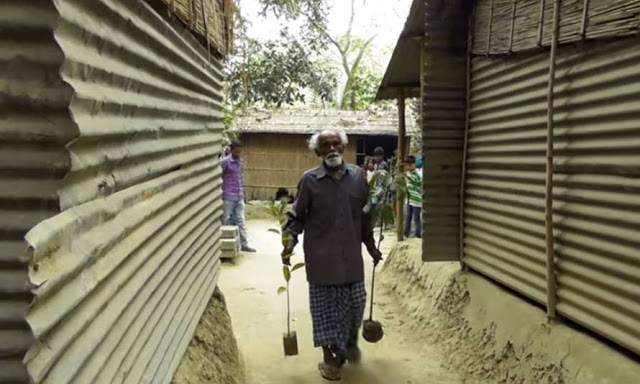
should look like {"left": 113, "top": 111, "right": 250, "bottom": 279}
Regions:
{"left": 160, "top": 0, "right": 232, "bottom": 55}
{"left": 242, "top": 133, "right": 358, "bottom": 201}
{"left": 473, "top": 0, "right": 640, "bottom": 55}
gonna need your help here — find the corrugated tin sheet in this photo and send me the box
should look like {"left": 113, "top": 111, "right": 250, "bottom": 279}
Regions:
{"left": 0, "top": 0, "right": 224, "bottom": 382}
{"left": 463, "top": 50, "right": 549, "bottom": 304}
{"left": 0, "top": 0, "right": 76, "bottom": 382}
{"left": 552, "top": 37, "right": 640, "bottom": 356}
{"left": 421, "top": 0, "right": 470, "bottom": 262}
{"left": 464, "top": 36, "right": 640, "bottom": 356}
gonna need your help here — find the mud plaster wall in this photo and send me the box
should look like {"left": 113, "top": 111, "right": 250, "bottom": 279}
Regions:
{"left": 172, "top": 287, "right": 245, "bottom": 384}
{"left": 379, "top": 240, "right": 640, "bottom": 384}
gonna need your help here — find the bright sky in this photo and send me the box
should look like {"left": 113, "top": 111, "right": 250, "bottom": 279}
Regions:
{"left": 237, "top": 0, "right": 413, "bottom": 64}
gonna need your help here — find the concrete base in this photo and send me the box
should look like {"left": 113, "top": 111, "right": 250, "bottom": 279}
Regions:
{"left": 221, "top": 225, "right": 239, "bottom": 239}
{"left": 220, "top": 226, "right": 240, "bottom": 259}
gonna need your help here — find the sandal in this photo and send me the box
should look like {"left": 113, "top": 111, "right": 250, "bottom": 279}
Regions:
{"left": 318, "top": 362, "right": 342, "bottom": 381}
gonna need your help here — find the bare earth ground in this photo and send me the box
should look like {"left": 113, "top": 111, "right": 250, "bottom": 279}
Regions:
{"left": 219, "top": 219, "right": 465, "bottom": 384}
{"left": 177, "top": 209, "right": 640, "bottom": 384}
{"left": 172, "top": 287, "right": 245, "bottom": 384}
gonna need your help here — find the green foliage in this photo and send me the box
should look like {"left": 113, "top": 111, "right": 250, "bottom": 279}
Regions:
{"left": 394, "top": 169, "right": 408, "bottom": 198}
{"left": 244, "top": 0, "right": 382, "bottom": 111}
{"left": 283, "top": 265, "right": 291, "bottom": 282}
{"left": 347, "top": 67, "right": 382, "bottom": 111}
{"left": 368, "top": 167, "right": 399, "bottom": 228}
{"left": 257, "top": 0, "right": 327, "bottom": 27}
{"left": 266, "top": 200, "right": 289, "bottom": 227}
{"left": 338, "top": 36, "right": 379, "bottom": 110}
{"left": 226, "top": 31, "right": 337, "bottom": 108}
{"left": 266, "top": 200, "right": 305, "bottom": 285}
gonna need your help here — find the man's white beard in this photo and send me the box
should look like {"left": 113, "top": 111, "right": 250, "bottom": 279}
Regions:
{"left": 324, "top": 154, "right": 343, "bottom": 168}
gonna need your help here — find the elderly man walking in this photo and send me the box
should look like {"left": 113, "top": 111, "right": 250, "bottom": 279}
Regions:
{"left": 282, "top": 129, "right": 382, "bottom": 381}
{"left": 221, "top": 141, "right": 256, "bottom": 252}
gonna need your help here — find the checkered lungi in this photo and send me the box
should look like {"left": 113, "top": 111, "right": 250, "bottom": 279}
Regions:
{"left": 309, "top": 281, "right": 367, "bottom": 357}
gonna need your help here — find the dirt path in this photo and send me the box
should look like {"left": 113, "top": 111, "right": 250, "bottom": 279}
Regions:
{"left": 218, "top": 220, "right": 464, "bottom": 384}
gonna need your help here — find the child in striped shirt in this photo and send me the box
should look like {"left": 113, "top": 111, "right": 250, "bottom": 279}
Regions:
{"left": 404, "top": 156, "right": 423, "bottom": 238}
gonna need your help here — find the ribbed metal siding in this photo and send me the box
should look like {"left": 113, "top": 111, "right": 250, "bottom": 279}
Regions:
{"left": 0, "top": 1, "right": 75, "bottom": 382}
{"left": 463, "top": 50, "right": 549, "bottom": 304}
{"left": 465, "top": 36, "right": 640, "bottom": 356}
{"left": 553, "top": 37, "right": 640, "bottom": 356}
{"left": 16, "top": 0, "right": 224, "bottom": 383}
{"left": 421, "top": 0, "right": 469, "bottom": 261}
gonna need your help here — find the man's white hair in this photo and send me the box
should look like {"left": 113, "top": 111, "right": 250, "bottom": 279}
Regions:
{"left": 308, "top": 129, "right": 349, "bottom": 152}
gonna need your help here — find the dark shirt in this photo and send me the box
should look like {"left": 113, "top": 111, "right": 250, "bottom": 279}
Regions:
{"left": 285, "top": 163, "right": 375, "bottom": 285}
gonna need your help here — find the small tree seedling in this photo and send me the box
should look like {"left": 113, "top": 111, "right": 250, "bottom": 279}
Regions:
{"left": 266, "top": 200, "right": 305, "bottom": 356}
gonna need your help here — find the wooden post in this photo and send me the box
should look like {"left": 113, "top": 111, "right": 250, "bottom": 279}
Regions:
{"left": 538, "top": 0, "right": 546, "bottom": 47}
{"left": 397, "top": 89, "right": 406, "bottom": 242}
{"left": 508, "top": 0, "right": 517, "bottom": 54}
{"left": 580, "top": 0, "right": 589, "bottom": 39}
{"left": 201, "top": 0, "right": 212, "bottom": 60}
{"left": 545, "top": 0, "right": 560, "bottom": 320}
{"left": 486, "top": 0, "right": 494, "bottom": 54}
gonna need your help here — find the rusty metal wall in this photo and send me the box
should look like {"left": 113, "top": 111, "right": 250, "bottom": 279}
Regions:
{"left": 420, "top": 0, "right": 469, "bottom": 261}
{"left": 464, "top": 36, "right": 640, "bottom": 355}
{"left": 2, "top": 0, "right": 224, "bottom": 383}
{"left": 0, "top": 1, "right": 76, "bottom": 382}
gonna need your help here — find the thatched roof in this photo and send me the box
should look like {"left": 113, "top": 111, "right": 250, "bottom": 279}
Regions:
{"left": 233, "top": 109, "right": 419, "bottom": 137}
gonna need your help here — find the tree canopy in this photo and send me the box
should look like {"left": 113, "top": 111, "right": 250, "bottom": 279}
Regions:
{"left": 226, "top": 30, "right": 337, "bottom": 108}
{"left": 224, "top": 0, "right": 384, "bottom": 124}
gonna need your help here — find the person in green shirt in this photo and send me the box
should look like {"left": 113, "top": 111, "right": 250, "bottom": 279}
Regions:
{"left": 404, "top": 156, "right": 422, "bottom": 238}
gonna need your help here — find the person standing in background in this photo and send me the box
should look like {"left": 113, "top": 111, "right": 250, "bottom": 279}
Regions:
{"left": 404, "top": 156, "right": 422, "bottom": 239}
{"left": 372, "top": 146, "right": 389, "bottom": 172}
{"left": 365, "top": 157, "right": 376, "bottom": 184}
{"left": 221, "top": 141, "right": 256, "bottom": 253}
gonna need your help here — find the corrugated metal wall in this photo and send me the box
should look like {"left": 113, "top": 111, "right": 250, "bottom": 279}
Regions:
{"left": 421, "top": 0, "right": 469, "bottom": 261}
{"left": 463, "top": 50, "right": 549, "bottom": 304}
{"left": 552, "top": 37, "right": 640, "bottom": 356}
{"left": 1, "top": 0, "right": 224, "bottom": 382}
{"left": 464, "top": 36, "right": 640, "bottom": 355}
{"left": 0, "top": 1, "right": 76, "bottom": 382}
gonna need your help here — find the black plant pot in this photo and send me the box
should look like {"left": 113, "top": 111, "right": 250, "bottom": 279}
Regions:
{"left": 283, "top": 331, "right": 299, "bottom": 356}
{"left": 362, "top": 319, "right": 384, "bottom": 343}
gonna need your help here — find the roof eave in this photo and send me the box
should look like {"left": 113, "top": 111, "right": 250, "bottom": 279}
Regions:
{"left": 375, "top": 0, "right": 424, "bottom": 101}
